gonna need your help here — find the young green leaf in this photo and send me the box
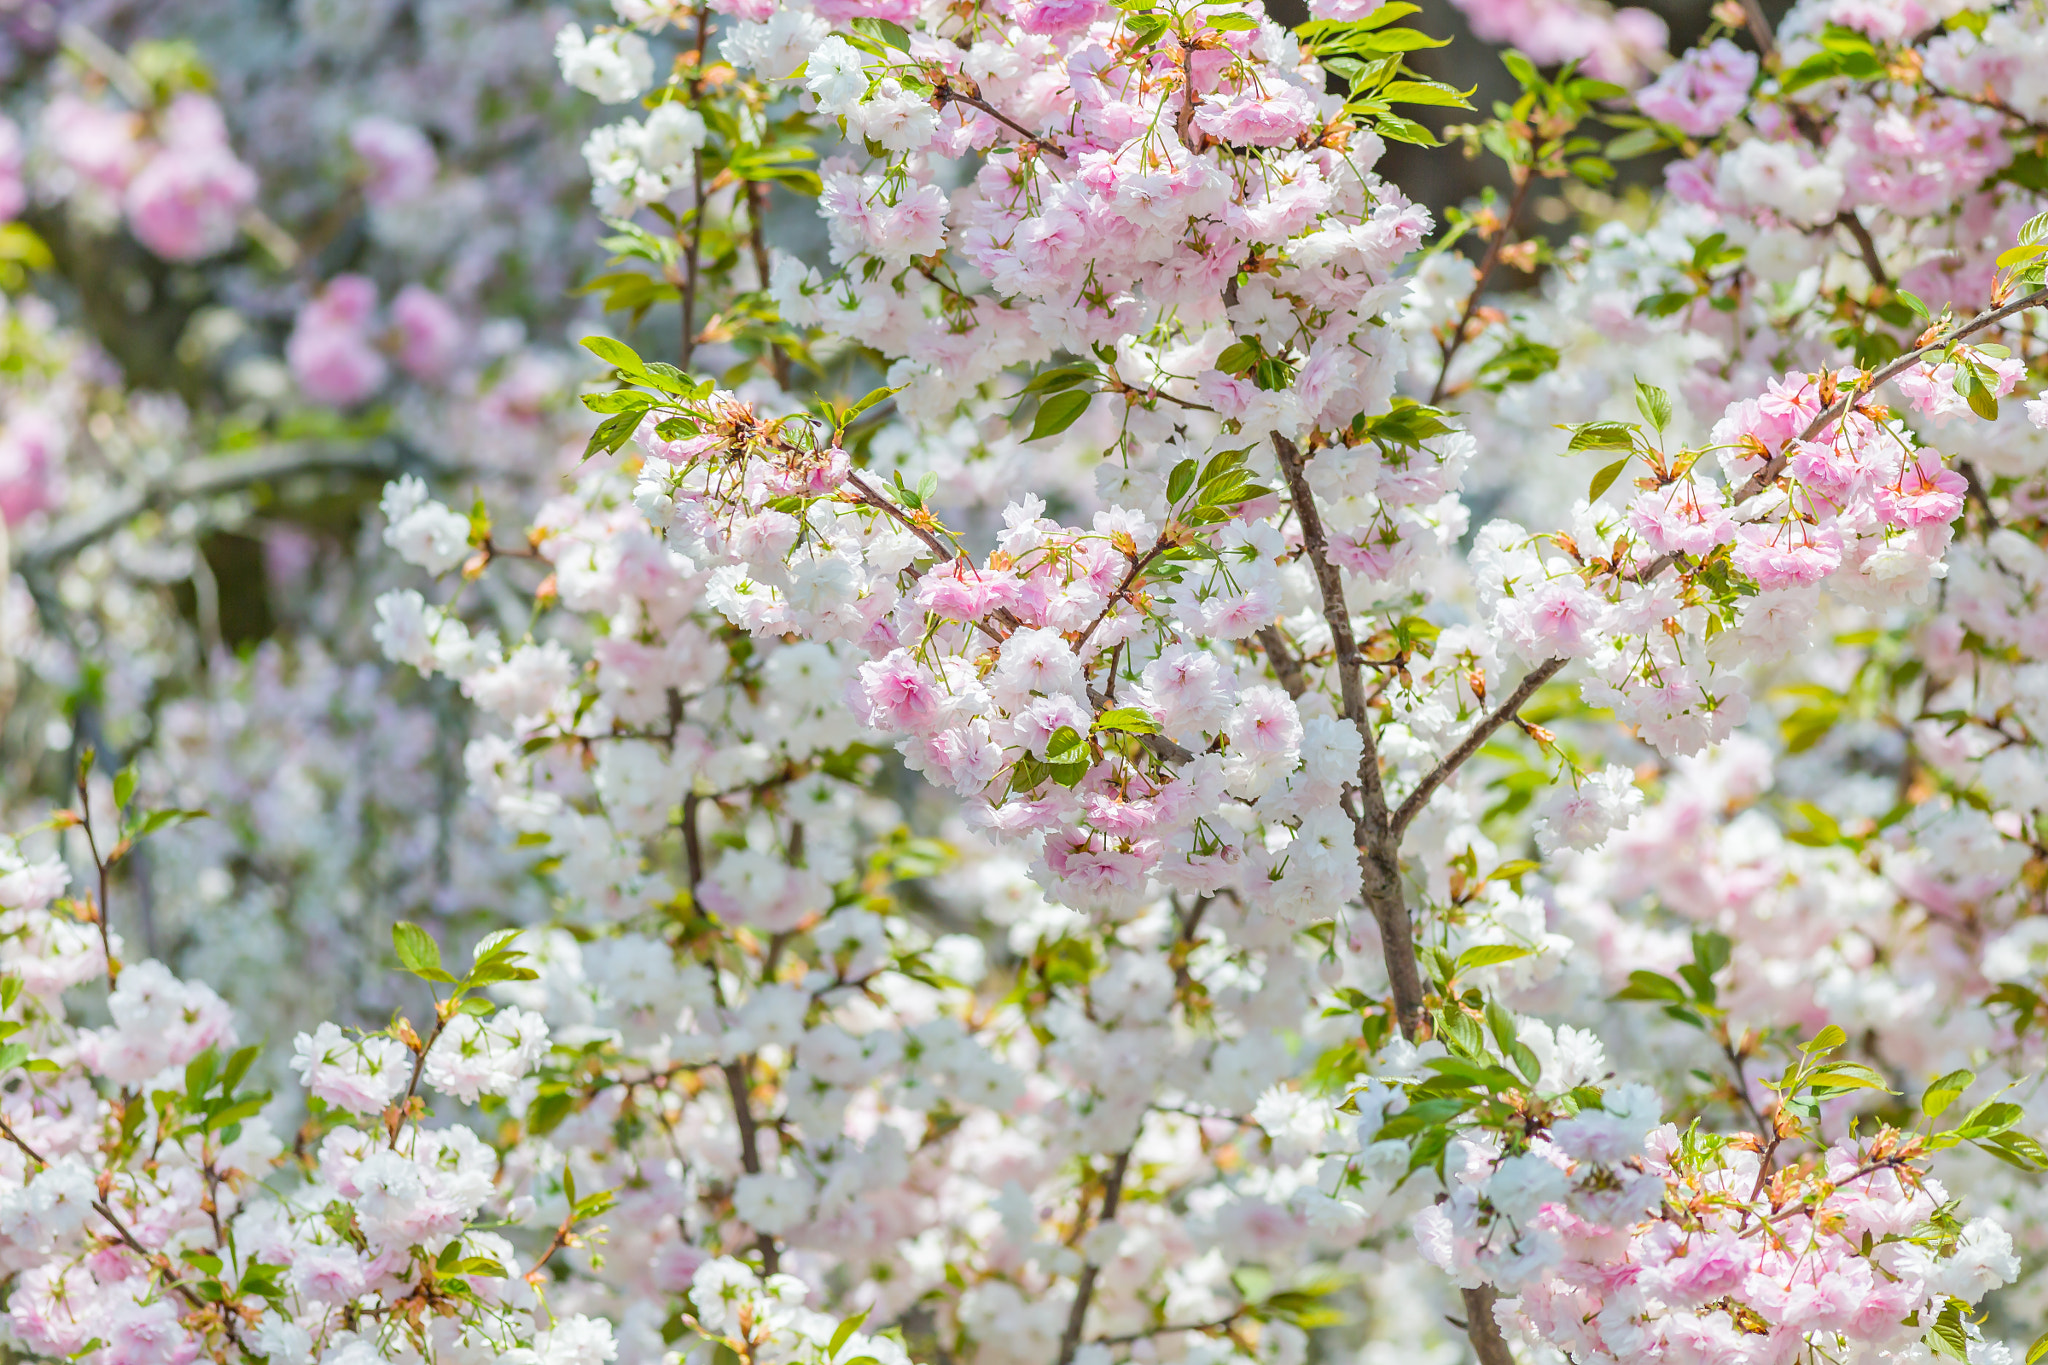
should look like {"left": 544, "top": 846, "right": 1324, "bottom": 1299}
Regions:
{"left": 1454, "top": 943, "right": 1533, "bottom": 974}
{"left": 1921, "top": 1068, "right": 1975, "bottom": 1118}
{"left": 1028, "top": 390, "right": 1093, "bottom": 441}
{"left": 1093, "top": 707, "right": 1162, "bottom": 736}
{"left": 392, "top": 922, "right": 455, "bottom": 983}
{"left": 1587, "top": 456, "right": 1630, "bottom": 502}
{"left": 580, "top": 335, "right": 647, "bottom": 376}
{"left": 1633, "top": 378, "right": 1672, "bottom": 433}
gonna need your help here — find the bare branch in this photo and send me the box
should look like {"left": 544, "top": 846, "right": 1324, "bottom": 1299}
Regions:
{"left": 17, "top": 438, "right": 434, "bottom": 572}
{"left": 1056, "top": 1147, "right": 1132, "bottom": 1365}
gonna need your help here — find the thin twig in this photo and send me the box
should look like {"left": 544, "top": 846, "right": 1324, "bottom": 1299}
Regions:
{"left": 0, "top": 1118, "right": 213, "bottom": 1316}
{"left": 1834, "top": 211, "right": 1890, "bottom": 288}
{"left": 1430, "top": 171, "right": 1535, "bottom": 406}
{"left": 678, "top": 4, "right": 713, "bottom": 372}
{"left": 682, "top": 793, "right": 780, "bottom": 1276}
{"left": 1056, "top": 1148, "right": 1132, "bottom": 1365}
{"left": 388, "top": 1009, "right": 450, "bottom": 1150}
{"left": 1737, "top": 0, "right": 1778, "bottom": 62}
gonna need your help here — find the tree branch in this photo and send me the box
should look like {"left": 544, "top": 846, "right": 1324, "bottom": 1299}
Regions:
{"left": 16, "top": 438, "right": 433, "bottom": 572}
{"left": 1056, "top": 1147, "right": 1132, "bottom": 1365}
{"left": 1834, "top": 211, "right": 1889, "bottom": 288}
{"left": 1270, "top": 432, "right": 1424, "bottom": 1041}
{"left": 1391, "top": 658, "right": 1565, "bottom": 840}
{"left": 1255, "top": 625, "right": 1308, "bottom": 699}
{"left": 1459, "top": 1286, "right": 1517, "bottom": 1365}
{"left": 1429, "top": 170, "right": 1535, "bottom": 407}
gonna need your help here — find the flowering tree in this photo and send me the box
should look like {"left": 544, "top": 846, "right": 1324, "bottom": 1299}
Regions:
{"left": 7, "top": 0, "right": 2048, "bottom": 1364}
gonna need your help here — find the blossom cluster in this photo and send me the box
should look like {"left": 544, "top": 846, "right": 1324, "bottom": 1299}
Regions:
{"left": 7, "top": 1, "right": 2048, "bottom": 1365}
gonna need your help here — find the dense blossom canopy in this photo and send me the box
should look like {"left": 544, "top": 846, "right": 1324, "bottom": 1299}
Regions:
{"left": 4, "top": 0, "right": 2048, "bottom": 1364}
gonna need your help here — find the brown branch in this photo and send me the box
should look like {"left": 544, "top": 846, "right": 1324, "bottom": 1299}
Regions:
{"left": 747, "top": 183, "right": 792, "bottom": 389}
{"left": 1056, "top": 1148, "right": 1132, "bottom": 1365}
{"left": 682, "top": 792, "right": 781, "bottom": 1276}
{"left": 17, "top": 438, "right": 432, "bottom": 571}
{"left": 1390, "top": 659, "right": 1566, "bottom": 840}
{"left": 388, "top": 1009, "right": 450, "bottom": 1150}
{"left": 1430, "top": 170, "right": 1536, "bottom": 407}
{"left": 1073, "top": 541, "right": 1168, "bottom": 654}
{"left": 0, "top": 1118, "right": 212, "bottom": 1316}
{"left": 1270, "top": 433, "right": 1424, "bottom": 1041}
{"left": 1092, "top": 1311, "right": 1247, "bottom": 1346}
{"left": 678, "top": 4, "right": 713, "bottom": 372}
{"left": 73, "top": 763, "right": 116, "bottom": 980}
{"left": 1255, "top": 625, "right": 1308, "bottom": 699}
{"left": 843, "top": 470, "right": 959, "bottom": 565}
{"left": 1736, "top": 0, "right": 1778, "bottom": 62}
{"left": 935, "top": 85, "right": 1065, "bottom": 157}
{"left": 1459, "top": 1287, "right": 1517, "bottom": 1365}
{"left": 1834, "top": 211, "right": 1890, "bottom": 288}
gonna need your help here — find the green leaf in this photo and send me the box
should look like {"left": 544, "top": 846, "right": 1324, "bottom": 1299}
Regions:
{"left": 1927, "top": 1302, "right": 1970, "bottom": 1361}
{"left": 1093, "top": 707, "right": 1161, "bottom": 736}
{"left": 849, "top": 15, "right": 910, "bottom": 47}
{"left": 1454, "top": 944, "right": 1532, "bottom": 974}
{"left": 1806, "top": 1063, "right": 1895, "bottom": 1094}
{"left": 1921, "top": 1068, "right": 1975, "bottom": 1118}
{"left": 583, "top": 410, "right": 642, "bottom": 461}
{"left": 842, "top": 383, "right": 903, "bottom": 426}
{"left": 828, "top": 1310, "right": 872, "bottom": 1359}
{"left": 1613, "top": 971, "right": 1686, "bottom": 1003}
{"left": 1955, "top": 1099, "right": 2023, "bottom": 1138}
{"left": 1587, "top": 456, "right": 1629, "bottom": 503}
{"left": 1027, "top": 390, "right": 1093, "bottom": 441}
{"left": 185, "top": 1047, "right": 219, "bottom": 1101}
{"left": 581, "top": 335, "right": 647, "bottom": 376}
{"left": 1801, "top": 1023, "right": 1848, "bottom": 1055}
{"left": 1166, "top": 458, "right": 1198, "bottom": 504}
{"left": 1499, "top": 49, "right": 1540, "bottom": 89}
{"left": 1377, "top": 78, "right": 1473, "bottom": 109}
{"left": 1633, "top": 378, "right": 1672, "bottom": 433}
{"left": 1023, "top": 363, "right": 1097, "bottom": 395}
{"left": 581, "top": 390, "right": 654, "bottom": 414}
{"left": 1369, "top": 112, "right": 1439, "bottom": 145}
{"left": 1043, "top": 725, "right": 1087, "bottom": 761}
{"left": 1432, "top": 1006, "right": 1485, "bottom": 1058}
{"left": 1605, "top": 127, "right": 1666, "bottom": 159}
{"left": 1975, "top": 1130, "right": 2048, "bottom": 1172}
{"left": 113, "top": 764, "right": 138, "bottom": 811}
{"left": 130, "top": 808, "right": 207, "bottom": 839}
{"left": 392, "top": 922, "right": 455, "bottom": 983}
{"left": 1214, "top": 339, "right": 1259, "bottom": 374}
{"left": 1565, "top": 420, "right": 1635, "bottom": 452}
{"left": 2026, "top": 1328, "right": 2048, "bottom": 1365}
{"left": 1205, "top": 11, "right": 1258, "bottom": 29}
